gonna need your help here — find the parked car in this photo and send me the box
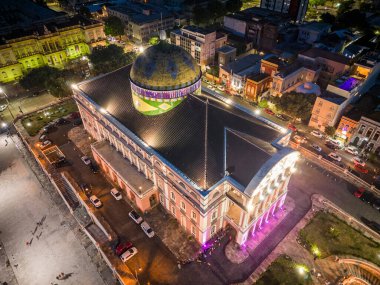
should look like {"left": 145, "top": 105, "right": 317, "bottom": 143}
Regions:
{"left": 354, "top": 164, "right": 368, "bottom": 174}
{"left": 325, "top": 142, "right": 337, "bottom": 150}
{"left": 54, "top": 118, "right": 69, "bottom": 126}
{"left": 326, "top": 139, "right": 341, "bottom": 149}
{"left": 89, "top": 195, "right": 102, "bottom": 208}
{"left": 372, "top": 199, "right": 380, "bottom": 210}
{"left": 311, "top": 130, "right": 323, "bottom": 138}
{"left": 264, "top": 108, "right": 275, "bottom": 115}
{"left": 40, "top": 140, "right": 52, "bottom": 149}
{"left": 311, "top": 144, "right": 322, "bottom": 152}
{"left": 345, "top": 146, "right": 358, "bottom": 156}
{"left": 115, "top": 241, "right": 133, "bottom": 256}
{"left": 328, "top": 152, "right": 342, "bottom": 162}
{"left": 352, "top": 156, "right": 366, "bottom": 167}
{"left": 217, "top": 85, "right": 225, "bottom": 91}
{"left": 207, "top": 85, "right": 215, "bottom": 91}
{"left": 360, "top": 191, "right": 375, "bottom": 204}
{"left": 80, "top": 183, "right": 92, "bottom": 197}
{"left": 110, "top": 188, "right": 122, "bottom": 200}
{"left": 0, "top": 104, "right": 8, "bottom": 112}
{"left": 287, "top": 123, "right": 297, "bottom": 132}
{"left": 354, "top": 187, "right": 365, "bottom": 198}
{"left": 42, "top": 124, "right": 54, "bottom": 133}
{"left": 81, "top": 156, "right": 91, "bottom": 165}
{"left": 120, "top": 247, "right": 138, "bottom": 262}
{"left": 140, "top": 221, "right": 155, "bottom": 238}
{"left": 90, "top": 162, "right": 99, "bottom": 174}
{"left": 293, "top": 135, "right": 306, "bottom": 144}
{"left": 360, "top": 217, "right": 380, "bottom": 234}
{"left": 129, "top": 210, "right": 143, "bottom": 224}
{"left": 276, "top": 114, "right": 288, "bottom": 121}
{"left": 39, "top": 134, "right": 48, "bottom": 141}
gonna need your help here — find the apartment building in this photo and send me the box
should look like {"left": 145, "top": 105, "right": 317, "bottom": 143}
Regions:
{"left": 259, "top": 0, "right": 309, "bottom": 22}
{"left": 170, "top": 26, "right": 227, "bottom": 68}
{"left": 351, "top": 114, "right": 380, "bottom": 154}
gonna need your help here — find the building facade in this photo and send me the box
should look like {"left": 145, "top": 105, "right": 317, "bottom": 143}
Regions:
{"left": 335, "top": 115, "right": 359, "bottom": 142}
{"left": 170, "top": 26, "right": 227, "bottom": 68}
{"left": 350, "top": 115, "right": 380, "bottom": 154}
{"left": 259, "top": 0, "right": 309, "bottom": 22}
{"left": 0, "top": 16, "right": 105, "bottom": 83}
{"left": 73, "top": 43, "right": 298, "bottom": 246}
{"left": 244, "top": 73, "right": 271, "bottom": 102}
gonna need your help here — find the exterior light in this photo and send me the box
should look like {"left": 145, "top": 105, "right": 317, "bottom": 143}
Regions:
{"left": 290, "top": 167, "right": 297, "bottom": 173}
{"left": 247, "top": 202, "right": 254, "bottom": 212}
{"left": 225, "top": 98, "right": 232, "bottom": 104}
{"left": 254, "top": 109, "right": 260, "bottom": 115}
{"left": 280, "top": 128, "right": 287, "bottom": 134}
{"left": 99, "top": 107, "right": 107, "bottom": 114}
{"left": 139, "top": 186, "right": 142, "bottom": 190}
{"left": 26, "top": 122, "right": 32, "bottom": 127}
{"left": 71, "top": 84, "right": 78, "bottom": 90}
{"left": 0, "top": 87, "right": 3, "bottom": 93}
{"left": 259, "top": 194, "right": 265, "bottom": 201}
{"left": 311, "top": 244, "right": 321, "bottom": 257}
{"left": 296, "top": 264, "right": 308, "bottom": 275}
{"left": 1, "top": 122, "right": 7, "bottom": 128}
{"left": 138, "top": 46, "right": 144, "bottom": 53}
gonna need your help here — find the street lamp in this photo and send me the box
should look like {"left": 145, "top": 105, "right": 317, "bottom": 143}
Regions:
{"left": 0, "top": 87, "right": 15, "bottom": 120}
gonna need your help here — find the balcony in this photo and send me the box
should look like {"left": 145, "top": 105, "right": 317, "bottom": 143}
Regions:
{"left": 16, "top": 51, "right": 41, "bottom": 59}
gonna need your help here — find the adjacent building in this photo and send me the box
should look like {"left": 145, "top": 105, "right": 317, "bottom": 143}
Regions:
{"left": 297, "top": 21, "right": 331, "bottom": 45}
{"left": 107, "top": 2, "right": 175, "bottom": 43}
{"left": 244, "top": 73, "right": 271, "bottom": 102}
{"left": 0, "top": 16, "right": 106, "bottom": 83}
{"left": 350, "top": 114, "right": 380, "bottom": 154}
{"left": 217, "top": 45, "right": 237, "bottom": 66}
{"left": 170, "top": 26, "right": 227, "bottom": 69}
{"left": 259, "top": 0, "right": 309, "bottom": 22}
{"left": 73, "top": 42, "right": 299, "bottom": 246}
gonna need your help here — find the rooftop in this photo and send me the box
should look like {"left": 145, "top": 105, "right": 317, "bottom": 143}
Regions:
{"left": 333, "top": 76, "right": 363, "bottom": 92}
{"left": 222, "top": 54, "right": 262, "bottom": 76}
{"left": 299, "top": 21, "right": 331, "bottom": 32}
{"left": 320, "top": 91, "right": 347, "bottom": 105}
{"left": 247, "top": 73, "right": 270, "bottom": 82}
{"left": 355, "top": 52, "right": 380, "bottom": 68}
{"left": 182, "top": 25, "right": 213, "bottom": 35}
{"left": 78, "top": 65, "right": 282, "bottom": 189}
{"left": 261, "top": 55, "right": 287, "bottom": 67}
{"left": 299, "top": 48, "right": 351, "bottom": 65}
{"left": 218, "top": 45, "right": 236, "bottom": 54}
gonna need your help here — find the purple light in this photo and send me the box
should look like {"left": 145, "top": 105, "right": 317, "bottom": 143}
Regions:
{"left": 338, "top": 77, "right": 361, "bottom": 91}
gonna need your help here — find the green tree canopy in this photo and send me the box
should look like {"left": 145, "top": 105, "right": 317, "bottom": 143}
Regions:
{"left": 192, "top": 5, "right": 209, "bottom": 25}
{"left": 225, "top": 0, "right": 243, "bottom": 13}
{"left": 320, "top": 12, "right": 336, "bottom": 25}
{"left": 208, "top": 0, "right": 226, "bottom": 23}
{"left": 79, "top": 6, "right": 92, "bottom": 19}
{"left": 337, "top": 9, "right": 368, "bottom": 30}
{"left": 89, "top": 45, "right": 136, "bottom": 74}
{"left": 19, "top": 66, "right": 78, "bottom": 97}
{"left": 271, "top": 92, "right": 316, "bottom": 121}
{"left": 324, "top": 126, "right": 336, "bottom": 137}
{"left": 149, "top": 36, "right": 160, "bottom": 45}
{"left": 309, "top": 0, "right": 326, "bottom": 7}
{"left": 104, "top": 16, "right": 125, "bottom": 37}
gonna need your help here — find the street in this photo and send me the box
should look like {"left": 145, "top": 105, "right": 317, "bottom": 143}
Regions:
{"left": 0, "top": 133, "right": 105, "bottom": 285}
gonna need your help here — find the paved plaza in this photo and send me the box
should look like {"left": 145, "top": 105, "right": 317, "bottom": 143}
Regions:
{"left": 0, "top": 133, "right": 105, "bottom": 285}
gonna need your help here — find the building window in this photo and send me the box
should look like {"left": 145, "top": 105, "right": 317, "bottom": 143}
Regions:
{"left": 211, "top": 210, "right": 218, "bottom": 221}
{"left": 366, "top": 128, "right": 374, "bottom": 138}
{"left": 181, "top": 201, "right": 186, "bottom": 210}
{"left": 171, "top": 206, "right": 175, "bottom": 215}
{"left": 191, "top": 225, "right": 196, "bottom": 236}
{"left": 211, "top": 225, "right": 217, "bottom": 236}
{"left": 373, "top": 131, "right": 380, "bottom": 141}
{"left": 160, "top": 194, "right": 164, "bottom": 205}
{"left": 358, "top": 125, "right": 366, "bottom": 135}
{"left": 170, "top": 191, "right": 175, "bottom": 201}
{"left": 191, "top": 211, "right": 196, "bottom": 220}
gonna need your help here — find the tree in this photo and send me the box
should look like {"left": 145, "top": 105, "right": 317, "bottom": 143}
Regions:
{"left": 337, "top": 0, "right": 354, "bottom": 15}
{"left": 325, "top": 126, "right": 336, "bottom": 137}
{"left": 20, "top": 66, "right": 77, "bottom": 97}
{"left": 104, "top": 16, "right": 125, "bottom": 38}
{"left": 271, "top": 92, "right": 316, "bottom": 121}
{"left": 149, "top": 36, "right": 160, "bottom": 45}
{"left": 337, "top": 9, "right": 368, "bottom": 30}
{"left": 225, "top": 0, "right": 243, "bottom": 13}
{"left": 207, "top": 0, "right": 226, "bottom": 23}
{"left": 258, "top": 99, "right": 268, "bottom": 108}
{"left": 309, "top": 0, "right": 326, "bottom": 7}
{"left": 192, "top": 5, "right": 209, "bottom": 25}
{"left": 320, "top": 12, "right": 335, "bottom": 25}
{"left": 79, "top": 6, "right": 92, "bottom": 19}
{"left": 89, "top": 45, "right": 136, "bottom": 74}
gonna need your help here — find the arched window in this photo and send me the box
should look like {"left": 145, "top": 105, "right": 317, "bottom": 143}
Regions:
{"left": 212, "top": 191, "right": 220, "bottom": 199}
{"left": 178, "top": 181, "right": 186, "bottom": 190}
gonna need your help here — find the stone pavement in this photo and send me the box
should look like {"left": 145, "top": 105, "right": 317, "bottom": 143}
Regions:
{"left": 225, "top": 197, "right": 295, "bottom": 264}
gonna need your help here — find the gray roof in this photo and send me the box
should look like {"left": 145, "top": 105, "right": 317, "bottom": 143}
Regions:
{"left": 77, "top": 65, "right": 282, "bottom": 189}
{"left": 320, "top": 91, "right": 347, "bottom": 105}
{"left": 222, "top": 54, "right": 262, "bottom": 75}
{"left": 218, "top": 45, "right": 236, "bottom": 54}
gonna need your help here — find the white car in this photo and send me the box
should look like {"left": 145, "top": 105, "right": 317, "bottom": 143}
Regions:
{"left": 326, "top": 139, "right": 341, "bottom": 149}
{"left": 40, "top": 140, "right": 52, "bottom": 149}
{"left": 81, "top": 156, "right": 91, "bottom": 165}
{"left": 110, "top": 188, "right": 122, "bottom": 200}
{"left": 311, "top": 144, "right": 322, "bottom": 152}
{"left": 0, "top": 104, "right": 8, "bottom": 112}
{"left": 120, "top": 247, "right": 138, "bottom": 262}
{"left": 207, "top": 85, "right": 215, "bottom": 91}
{"left": 129, "top": 210, "right": 143, "bottom": 224}
{"left": 217, "top": 86, "right": 225, "bottom": 91}
{"left": 345, "top": 146, "right": 358, "bottom": 156}
{"left": 89, "top": 195, "right": 102, "bottom": 208}
{"left": 352, "top": 156, "right": 366, "bottom": 167}
{"left": 140, "top": 221, "right": 155, "bottom": 238}
{"left": 311, "top": 130, "right": 323, "bottom": 138}
{"left": 328, "top": 152, "right": 342, "bottom": 162}
{"left": 293, "top": 135, "right": 306, "bottom": 144}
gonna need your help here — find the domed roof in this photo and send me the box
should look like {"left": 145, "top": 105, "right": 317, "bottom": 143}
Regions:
{"left": 130, "top": 42, "right": 201, "bottom": 91}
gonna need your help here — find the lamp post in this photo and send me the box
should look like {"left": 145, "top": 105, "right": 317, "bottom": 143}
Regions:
{"left": 0, "top": 88, "right": 15, "bottom": 120}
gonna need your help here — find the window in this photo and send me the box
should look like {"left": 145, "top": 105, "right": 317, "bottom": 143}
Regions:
{"left": 170, "top": 191, "right": 175, "bottom": 201}
{"left": 211, "top": 225, "right": 217, "bottom": 236}
{"left": 181, "top": 201, "right": 186, "bottom": 210}
{"left": 366, "top": 128, "right": 374, "bottom": 138}
{"left": 160, "top": 194, "right": 164, "bottom": 205}
{"left": 178, "top": 181, "right": 186, "bottom": 190}
{"left": 358, "top": 125, "right": 366, "bottom": 135}
{"left": 171, "top": 206, "right": 175, "bottom": 215}
{"left": 373, "top": 131, "right": 380, "bottom": 141}
{"left": 191, "top": 226, "right": 196, "bottom": 236}
{"left": 211, "top": 210, "right": 218, "bottom": 221}
{"left": 191, "top": 211, "right": 196, "bottom": 220}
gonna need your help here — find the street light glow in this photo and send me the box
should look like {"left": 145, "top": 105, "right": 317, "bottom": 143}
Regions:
{"left": 0, "top": 87, "right": 3, "bottom": 93}
{"left": 71, "top": 84, "right": 78, "bottom": 90}
{"left": 1, "top": 122, "right": 7, "bottom": 128}
{"left": 280, "top": 128, "right": 287, "bottom": 134}
{"left": 225, "top": 98, "right": 232, "bottom": 104}
{"left": 254, "top": 109, "right": 261, "bottom": 115}
{"left": 26, "top": 122, "right": 32, "bottom": 127}
{"left": 138, "top": 46, "right": 144, "bottom": 53}
{"left": 100, "top": 107, "right": 107, "bottom": 114}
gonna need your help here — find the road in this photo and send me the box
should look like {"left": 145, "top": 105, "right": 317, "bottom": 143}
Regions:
{"left": 0, "top": 133, "right": 106, "bottom": 285}
{"left": 41, "top": 116, "right": 380, "bottom": 284}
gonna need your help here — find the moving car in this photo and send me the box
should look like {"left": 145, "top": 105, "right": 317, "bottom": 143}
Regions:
{"left": 354, "top": 187, "right": 365, "bottom": 198}
{"left": 311, "top": 130, "right": 323, "bottom": 138}
{"left": 110, "top": 188, "right": 122, "bottom": 200}
{"left": 115, "top": 241, "right": 133, "bottom": 256}
{"left": 345, "top": 146, "right": 358, "bottom": 156}
{"left": 372, "top": 199, "right": 380, "bottom": 210}
{"left": 81, "top": 156, "right": 91, "bottom": 165}
{"left": 129, "top": 210, "right": 143, "bottom": 224}
{"left": 140, "top": 221, "right": 155, "bottom": 238}
{"left": 325, "top": 141, "right": 337, "bottom": 150}
{"left": 328, "top": 152, "right": 341, "bottom": 162}
{"left": 0, "top": 104, "right": 8, "bottom": 112}
{"left": 264, "top": 108, "right": 275, "bottom": 115}
{"left": 40, "top": 140, "right": 52, "bottom": 149}
{"left": 360, "top": 217, "right": 380, "bottom": 234}
{"left": 120, "top": 247, "right": 138, "bottom": 262}
{"left": 360, "top": 191, "right": 375, "bottom": 204}
{"left": 311, "top": 144, "right": 322, "bottom": 152}
{"left": 293, "top": 135, "right": 306, "bottom": 144}
{"left": 326, "top": 139, "right": 341, "bottom": 149}
{"left": 352, "top": 156, "right": 365, "bottom": 167}
{"left": 287, "top": 123, "right": 297, "bottom": 132}
{"left": 354, "top": 164, "right": 368, "bottom": 174}
{"left": 89, "top": 195, "right": 102, "bottom": 208}
{"left": 276, "top": 114, "right": 288, "bottom": 121}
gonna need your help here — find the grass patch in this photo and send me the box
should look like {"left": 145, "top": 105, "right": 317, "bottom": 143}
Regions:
{"left": 21, "top": 99, "right": 78, "bottom": 136}
{"left": 256, "top": 255, "right": 313, "bottom": 285}
{"left": 299, "top": 212, "right": 380, "bottom": 266}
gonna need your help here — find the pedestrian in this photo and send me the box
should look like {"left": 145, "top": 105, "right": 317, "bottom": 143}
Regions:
{"left": 4, "top": 139, "right": 7, "bottom": 146}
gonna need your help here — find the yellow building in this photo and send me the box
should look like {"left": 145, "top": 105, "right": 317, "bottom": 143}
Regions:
{"left": 0, "top": 16, "right": 106, "bottom": 83}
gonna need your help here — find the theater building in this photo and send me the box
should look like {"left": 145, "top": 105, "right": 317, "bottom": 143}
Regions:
{"left": 73, "top": 42, "right": 299, "bottom": 246}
